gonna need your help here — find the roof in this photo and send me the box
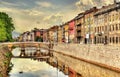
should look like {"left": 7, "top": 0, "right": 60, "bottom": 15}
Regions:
{"left": 84, "top": 7, "right": 98, "bottom": 15}
{"left": 75, "top": 12, "right": 84, "bottom": 20}
{"left": 94, "top": 3, "right": 120, "bottom": 16}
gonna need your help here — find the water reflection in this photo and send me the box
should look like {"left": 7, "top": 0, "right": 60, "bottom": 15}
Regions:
{"left": 10, "top": 48, "right": 68, "bottom": 77}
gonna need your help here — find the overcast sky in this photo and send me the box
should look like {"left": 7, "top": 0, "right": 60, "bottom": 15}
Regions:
{"left": 0, "top": 0, "right": 114, "bottom": 33}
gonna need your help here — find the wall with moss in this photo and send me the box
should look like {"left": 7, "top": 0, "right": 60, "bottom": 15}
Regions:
{"left": 0, "top": 45, "right": 12, "bottom": 77}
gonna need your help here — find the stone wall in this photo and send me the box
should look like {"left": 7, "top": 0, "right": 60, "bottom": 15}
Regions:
{"left": 53, "top": 44, "right": 120, "bottom": 68}
{"left": 53, "top": 52, "right": 120, "bottom": 77}
{"left": 0, "top": 45, "right": 11, "bottom": 77}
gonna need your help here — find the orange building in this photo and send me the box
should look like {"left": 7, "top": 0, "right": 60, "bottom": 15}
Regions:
{"left": 48, "top": 26, "right": 58, "bottom": 43}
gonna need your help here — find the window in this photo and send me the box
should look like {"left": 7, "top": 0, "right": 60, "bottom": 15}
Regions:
{"left": 102, "top": 38, "right": 104, "bottom": 43}
{"left": 116, "top": 24, "right": 118, "bottom": 31}
{"left": 105, "top": 26, "right": 107, "bottom": 31}
{"left": 113, "top": 25, "right": 114, "bottom": 31}
{"left": 110, "top": 37, "right": 111, "bottom": 43}
{"left": 113, "top": 37, "right": 115, "bottom": 43}
{"left": 113, "top": 15, "right": 114, "bottom": 21}
{"left": 116, "top": 37, "right": 118, "bottom": 43}
{"left": 119, "top": 24, "right": 120, "bottom": 30}
{"left": 100, "top": 26, "right": 101, "bottom": 32}
{"left": 119, "top": 37, "right": 120, "bottom": 43}
{"left": 102, "top": 26, "right": 104, "bottom": 31}
{"left": 98, "top": 27, "right": 99, "bottom": 32}
{"left": 109, "top": 25, "right": 111, "bottom": 31}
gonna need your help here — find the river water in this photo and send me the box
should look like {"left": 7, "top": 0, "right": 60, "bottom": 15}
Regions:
{"left": 9, "top": 48, "right": 68, "bottom": 77}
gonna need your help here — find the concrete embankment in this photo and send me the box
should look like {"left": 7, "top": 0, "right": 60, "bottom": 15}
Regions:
{"left": 0, "top": 45, "right": 12, "bottom": 77}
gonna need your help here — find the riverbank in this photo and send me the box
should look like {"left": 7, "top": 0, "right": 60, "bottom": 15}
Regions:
{"left": 0, "top": 45, "right": 12, "bottom": 77}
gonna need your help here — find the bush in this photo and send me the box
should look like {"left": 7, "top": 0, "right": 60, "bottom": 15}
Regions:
{"left": 5, "top": 52, "right": 12, "bottom": 58}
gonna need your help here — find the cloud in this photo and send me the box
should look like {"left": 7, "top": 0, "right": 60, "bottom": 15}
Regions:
{"left": 0, "top": 1, "right": 18, "bottom": 6}
{"left": 0, "top": 0, "right": 114, "bottom": 33}
{"left": 43, "top": 13, "right": 63, "bottom": 25}
{"left": 75, "top": 0, "right": 113, "bottom": 10}
{"left": 0, "top": 7, "right": 46, "bottom": 32}
{"left": 10, "top": 58, "right": 68, "bottom": 77}
{"left": 24, "top": 9, "right": 44, "bottom": 16}
{"left": 36, "top": 1, "right": 53, "bottom": 8}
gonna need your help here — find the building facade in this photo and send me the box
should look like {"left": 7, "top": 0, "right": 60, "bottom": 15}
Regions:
{"left": 84, "top": 7, "right": 98, "bottom": 44}
{"left": 63, "top": 23, "right": 69, "bottom": 43}
{"left": 94, "top": 2, "right": 120, "bottom": 45}
{"left": 58, "top": 26, "right": 63, "bottom": 43}
{"left": 48, "top": 26, "right": 58, "bottom": 43}
{"left": 75, "top": 13, "right": 84, "bottom": 43}
{"left": 68, "top": 20, "right": 75, "bottom": 43}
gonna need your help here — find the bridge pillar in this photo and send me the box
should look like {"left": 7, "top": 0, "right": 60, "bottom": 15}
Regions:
{"left": 34, "top": 47, "right": 41, "bottom": 57}
{"left": 48, "top": 44, "right": 53, "bottom": 57}
{"left": 20, "top": 48, "right": 26, "bottom": 57}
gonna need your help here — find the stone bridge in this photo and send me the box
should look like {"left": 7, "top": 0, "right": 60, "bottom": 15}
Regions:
{"left": 2, "top": 42, "right": 51, "bottom": 50}
{"left": 2, "top": 42, "right": 53, "bottom": 59}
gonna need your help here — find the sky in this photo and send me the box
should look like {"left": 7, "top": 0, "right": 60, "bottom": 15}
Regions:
{"left": 0, "top": 0, "right": 114, "bottom": 33}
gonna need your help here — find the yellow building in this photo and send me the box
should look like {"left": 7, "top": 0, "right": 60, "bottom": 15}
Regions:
{"left": 84, "top": 7, "right": 98, "bottom": 44}
{"left": 58, "top": 25, "right": 63, "bottom": 43}
{"left": 94, "top": 2, "right": 120, "bottom": 45}
{"left": 63, "top": 23, "right": 69, "bottom": 43}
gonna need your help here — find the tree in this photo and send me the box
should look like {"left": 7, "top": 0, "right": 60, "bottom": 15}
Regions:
{"left": 35, "top": 36, "right": 43, "bottom": 42}
{"left": 0, "top": 12, "right": 15, "bottom": 42}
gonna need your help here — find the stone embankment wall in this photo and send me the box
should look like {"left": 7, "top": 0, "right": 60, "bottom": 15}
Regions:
{"left": 53, "top": 44, "right": 120, "bottom": 68}
{"left": 53, "top": 44, "right": 120, "bottom": 77}
{"left": 0, "top": 45, "right": 12, "bottom": 77}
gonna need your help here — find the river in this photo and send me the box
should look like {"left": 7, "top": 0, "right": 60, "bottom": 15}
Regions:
{"left": 9, "top": 48, "right": 68, "bottom": 77}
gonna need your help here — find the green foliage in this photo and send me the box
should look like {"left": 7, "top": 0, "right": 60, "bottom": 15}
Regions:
{"left": 3, "top": 60, "right": 9, "bottom": 66}
{"left": 12, "top": 45, "right": 16, "bottom": 49}
{"left": 0, "top": 12, "right": 15, "bottom": 42}
{"left": 5, "top": 52, "right": 12, "bottom": 58}
{"left": 35, "top": 36, "right": 43, "bottom": 42}
{"left": 7, "top": 62, "right": 13, "bottom": 74}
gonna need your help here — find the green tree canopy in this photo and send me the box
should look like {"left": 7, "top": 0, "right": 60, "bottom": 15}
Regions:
{"left": 0, "top": 12, "right": 15, "bottom": 42}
